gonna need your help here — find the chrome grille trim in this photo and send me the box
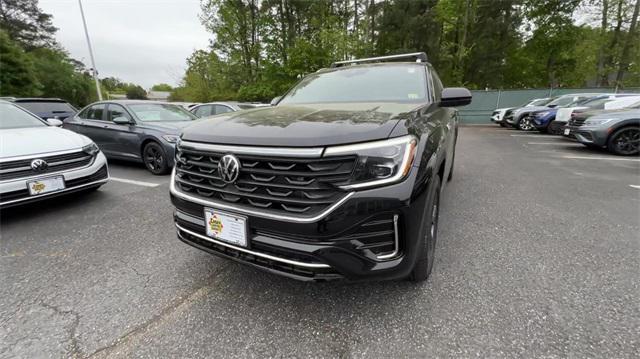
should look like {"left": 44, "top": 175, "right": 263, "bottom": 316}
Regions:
{"left": 176, "top": 223, "right": 330, "bottom": 268}
{"left": 170, "top": 168, "right": 355, "bottom": 223}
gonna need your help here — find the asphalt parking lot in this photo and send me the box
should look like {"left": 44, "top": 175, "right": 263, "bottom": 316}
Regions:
{"left": 1, "top": 126, "right": 639, "bottom": 358}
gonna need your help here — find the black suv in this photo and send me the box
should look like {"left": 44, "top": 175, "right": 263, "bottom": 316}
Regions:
{"left": 12, "top": 98, "right": 77, "bottom": 121}
{"left": 171, "top": 53, "right": 471, "bottom": 282}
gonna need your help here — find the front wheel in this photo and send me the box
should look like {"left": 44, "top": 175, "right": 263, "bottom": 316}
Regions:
{"left": 517, "top": 116, "right": 535, "bottom": 131}
{"left": 607, "top": 126, "right": 640, "bottom": 156}
{"left": 409, "top": 174, "right": 441, "bottom": 282}
{"left": 143, "top": 142, "right": 170, "bottom": 175}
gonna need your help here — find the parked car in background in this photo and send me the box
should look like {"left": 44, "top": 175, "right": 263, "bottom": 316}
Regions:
{"left": 63, "top": 100, "right": 198, "bottom": 175}
{"left": 0, "top": 101, "right": 108, "bottom": 208}
{"left": 171, "top": 102, "right": 201, "bottom": 110}
{"left": 505, "top": 94, "right": 597, "bottom": 130}
{"left": 491, "top": 98, "right": 552, "bottom": 126}
{"left": 567, "top": 108, "right": 640, "bottom": 155}
{"left": 12, "top": 98, "right": 77, "bottom": 122}
{"left": 491, "top": 108, "right": 512, "bottom": 126}
{"left": 527, "top": 94, "right": 602, "bottom": 133}
{"left": 190, "top": 102, "right": 260, "bottom": 118}
{"left": 553, "top": 94, "right": 639, "bottom": 135}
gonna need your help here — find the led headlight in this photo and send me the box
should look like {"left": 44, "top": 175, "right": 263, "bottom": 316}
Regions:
{"left": 584, "top": 118, "right": 614, "bottom": 126}
{"left": 325, "top": 135, "right": 418, "bottom": 190}
{"left": 162, "top": 135, "right": 180, "bottom": 143}
{"left": 82, "top": 142, "right": 100, "bottom": 156}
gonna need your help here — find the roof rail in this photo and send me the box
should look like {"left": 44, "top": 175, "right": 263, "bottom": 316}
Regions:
{"left": 330, "top": 52, "right": 427, "bottom": 68}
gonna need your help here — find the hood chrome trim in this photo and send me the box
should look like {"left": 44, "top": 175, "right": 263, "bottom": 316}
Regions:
{"left": 178, "top": 140, "right": 324, "bottom": 158}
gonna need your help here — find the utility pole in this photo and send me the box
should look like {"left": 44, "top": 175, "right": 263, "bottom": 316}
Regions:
{"left": 78, "top": 0, "right": 102, "bottom": 100}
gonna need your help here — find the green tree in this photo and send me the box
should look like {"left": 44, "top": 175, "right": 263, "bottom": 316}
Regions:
{"left": 30, "top": 47, "right": 97, "bottom": 106}
{"left": 126, "top": 85, "right": 147, "bottom": 99}
{"left": 0, "top": 30, "right": 39, "bottom": 96}
{"left": 0, "top": 0, "right": 57, "bottom": 49}
{"left": 151, "top": 83, "right": 173, "bottom": 91}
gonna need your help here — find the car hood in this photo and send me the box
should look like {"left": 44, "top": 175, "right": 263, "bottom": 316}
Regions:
{"left": 137, "top": 121, "right": 196, "bottom": 133}
{"left": 180, "top": 103, "right": 418, "bottom": 147}
{"left": 514, "top": 105, "right": 550, "bottom": 116}
{"left": 0, "top": 127, "right": 92, "bottom": 159}
{"left": 587, "top": 109, "right": 640, "bottom": 120}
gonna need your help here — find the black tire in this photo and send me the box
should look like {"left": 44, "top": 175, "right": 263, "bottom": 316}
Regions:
{"left": 409, "top": 174, "right": 441, "bottom": 282}
{"left": 143, "top": 142, "right": 170, "bottom": 175}
{"left": 607, "top": 126, "right": 640, "bottom": 156}
{"left": 447, "top": 153, "right": 455, "bottom": 182}
{"left": 499, "top": 122, "right": 506, "bottom": 127}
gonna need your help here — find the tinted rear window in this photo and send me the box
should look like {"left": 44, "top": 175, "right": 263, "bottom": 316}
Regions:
{"left": 16, "top": 101, "right": 76, "bottom": 114}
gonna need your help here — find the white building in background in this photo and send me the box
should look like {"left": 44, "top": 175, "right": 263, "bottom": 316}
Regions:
{"left": 146, "top": 91, "right": 171, "bottom": 101}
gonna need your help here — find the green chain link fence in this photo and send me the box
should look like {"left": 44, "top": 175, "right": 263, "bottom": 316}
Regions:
{"left": 458, "top": 88, "right": 640, "bottom": 124}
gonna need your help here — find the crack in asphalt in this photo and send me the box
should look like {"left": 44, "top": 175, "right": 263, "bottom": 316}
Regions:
{"left": 86, "top": 264, "right": 230, "bottom": 359}
{"left": 37, "top": 301, "right": 83, "bottom": 358}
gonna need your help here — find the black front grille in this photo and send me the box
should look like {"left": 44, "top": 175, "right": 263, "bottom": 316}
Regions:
{"left": 175, "top": 148, "right": 356, "bottom": 216}
{"left": 0, "top": 151, "right": 93, "bottom": 181}
{"left": 569, "top": 117, "right": 587, "bottom": 127}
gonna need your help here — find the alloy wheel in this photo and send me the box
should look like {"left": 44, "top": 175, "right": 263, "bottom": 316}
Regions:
{"left": 145, "top": 146, "right": 164, "bottom": 171}
{"left": 612, "top": 128, "right": 640, "bottom": 155}
{"left": 519, "top": 117, "right": 534, "bottom": 131}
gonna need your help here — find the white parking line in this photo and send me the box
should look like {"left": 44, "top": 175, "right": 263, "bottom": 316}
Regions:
{"left": 630, "top": 185, "right": 640, "bottom": 189}
{"left": 561, "top": 155, "right": 640, "bottom": 162}
{"left": 109, "top": 177, "right": 160, "bottom": 187}
{"left": 510, "top": 134, "right": 547, "bottom": 137}
{"left": 527, "top": 142, "right": 577, "bottom": 145}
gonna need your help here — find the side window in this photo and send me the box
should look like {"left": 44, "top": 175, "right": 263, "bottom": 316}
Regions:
{"left": 77, "top": 107, "right": 91, "bottom": 119}
{"left": 106, "top": 104, "right": 131, "bottom": 122}
{"left": 194, "top": 105, "right": 211, "bottom": 117}
{"left": 213, "top": 105, "right": 233, "bottom": 115}
{"left": 85, "top": 104, "right": 105, "bottom": 121}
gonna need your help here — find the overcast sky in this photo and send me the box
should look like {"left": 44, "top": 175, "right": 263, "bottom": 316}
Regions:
{"left": 39, "top": 0, "right": 211, "bottom": 89}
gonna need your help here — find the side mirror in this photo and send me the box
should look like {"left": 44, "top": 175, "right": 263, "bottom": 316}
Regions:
{"left": 46, "top": 118, "right": 63, "bottom": 127}
{"left": 113, "top": 116, "right": 131, "bottom": 125}
{"left": 270, "top": 96, "right": 282, "bottom": 106}
{"left": 439, "top": 87, "right": 472, "bottom": 107}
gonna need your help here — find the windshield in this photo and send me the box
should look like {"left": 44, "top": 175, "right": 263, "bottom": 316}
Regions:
{"left": 280, "top": 65, "right": 428, "bottom": 104}
{"left": 525, "top": 98, "right": 552, "bottom": 106}
{"left": 128, "top": 103, "right": 198, "bottom": 122}
{"left": 16, "top": 101, "right": 76, "bottom": 114}
{"left": 0, "top": 102, "right": 48, "bottom": 129}
{"left": 547, "top": 96, "right": 582, "bottom": 107}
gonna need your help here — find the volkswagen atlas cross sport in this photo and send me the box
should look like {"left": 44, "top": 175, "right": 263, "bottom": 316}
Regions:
{"left": 170, "top": 53, "right": 472, "bottom": 282}
{"left": 0, "top": 101, "right": 108, "bottom": 209}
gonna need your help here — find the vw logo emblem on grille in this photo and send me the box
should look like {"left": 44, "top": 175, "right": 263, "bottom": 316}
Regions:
{"left": 30, "top": 159, "right": 48, "bottom": 172}
{"left": 218, "top": 154, "right": 240, "bottom": 183}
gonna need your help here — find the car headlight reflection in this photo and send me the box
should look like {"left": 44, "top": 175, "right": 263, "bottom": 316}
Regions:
{"left": 324, "top": 135, "right": 418, "bottom": 190}
{"left": 82, "top": 142, "right": 100, "bottom": 157}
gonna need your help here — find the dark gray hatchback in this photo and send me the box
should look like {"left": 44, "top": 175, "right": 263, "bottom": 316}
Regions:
{"left": 63, "top": 100, "right": 198, "bottom": 174}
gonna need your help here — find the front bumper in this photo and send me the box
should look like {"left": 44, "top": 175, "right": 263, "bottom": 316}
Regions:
{"left": 171, "top": 168, "right": 429, "bottom": 281}
{"left": 0, "top": 152, "right": 109, "bottom": 208}
{"left": 569, "top": 126, "right": 608, "bottom": 147}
